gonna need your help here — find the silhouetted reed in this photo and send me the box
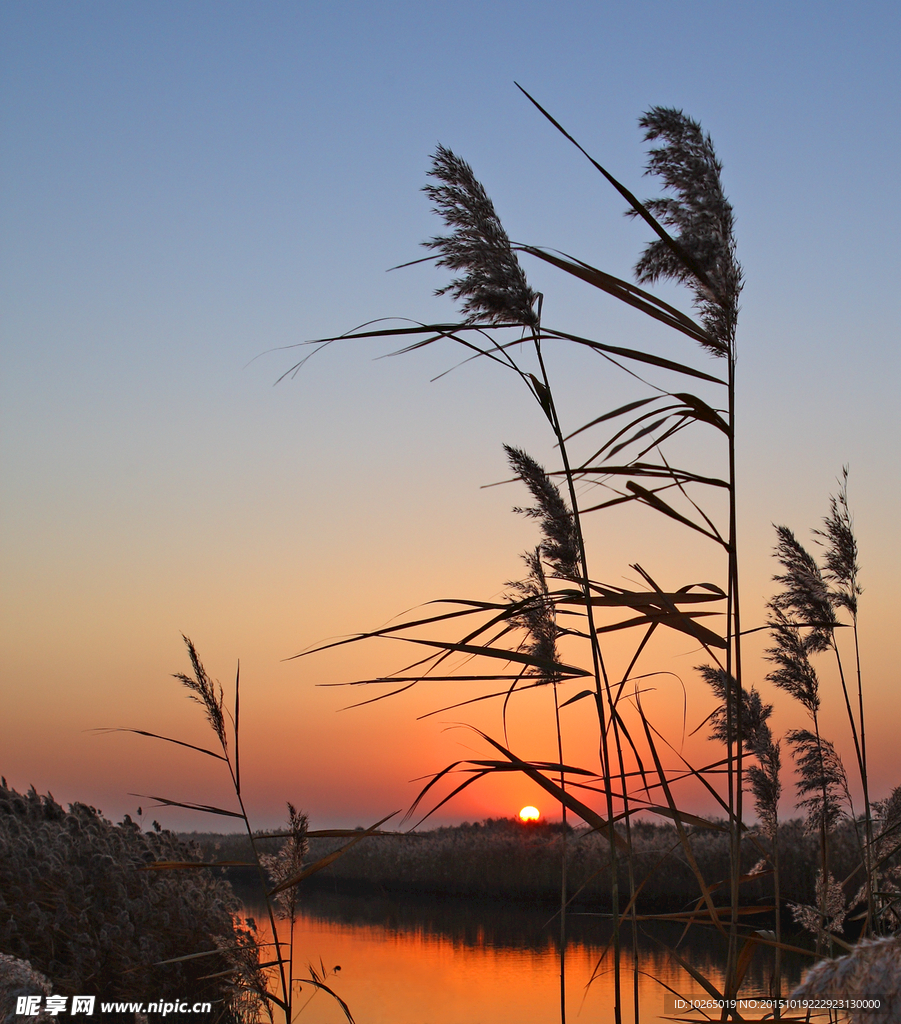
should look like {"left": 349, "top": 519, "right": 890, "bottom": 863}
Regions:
{"left": 289, "top": 90, "right": 896, "bottom": 1022}
{"left": 422, "top": 145, "right": 539, "bottom": 327}
{"left": 105, "top": 638, "right": 402, "bottom": 1023}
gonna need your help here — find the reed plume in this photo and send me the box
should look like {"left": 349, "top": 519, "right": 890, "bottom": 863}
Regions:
{"left": 791, "top": 870, "right": 848, "bottom": 936}
{"left": 766, "top": 608, "right": 822, "bottom": 715}
{"left": 814, "top": 467, "right": 861, "bottom": 616}
{"left": 504, "top": 445, "right": 579, "bottom": 581}
{"left": 701, "top": 666, "right": 772, "bottom": 752}
{"left": 423, "top": 145, "right": 539, "bottom": 326}
{"left": 770, "top": 526, "right": 836, "bottom": 648}
{"left": 173, "top": 634, "right": 227, "bottom": 749}
{"left": 871, "top": 787, "right": 901, "bottom": 865}
{"left": 792, "top": 935, "right": 901, "bottom": 1024}
{"left": 507, "top": 547, "right": 560, "bottom": 684}
{"left": 262, "top": 803, "right": 309, "bottom": 919}
{"left": 700, "top": 666, "right": 782, "bottom": 838}
{"left": 787, "top": 729, "right": 849, "bottom": 835}
{"left": 868, "top": 787, "right": 901, "bottom": 930}
{"left": 628, "top": 107, "right": 742, "bottom": 356}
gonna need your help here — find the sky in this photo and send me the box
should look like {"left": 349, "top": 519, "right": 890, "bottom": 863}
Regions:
{"left": 2, "top": 1, "right": 899, "bottom": 832}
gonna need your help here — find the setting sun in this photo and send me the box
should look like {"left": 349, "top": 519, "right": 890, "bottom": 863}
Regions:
{"left": 518, "top": 806, "right": 540, "bottom": 822}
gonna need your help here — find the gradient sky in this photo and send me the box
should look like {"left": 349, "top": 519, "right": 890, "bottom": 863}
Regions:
{"left": 2, "top": 1, "right": 899, "bottom": 832}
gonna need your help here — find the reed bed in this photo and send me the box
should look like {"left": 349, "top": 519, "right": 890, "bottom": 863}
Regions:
{"left": 0, "top": 781, "right": 247, "bottom": 1023}
{"left": 193, "top": 817, "right": 881, "bottom": 916}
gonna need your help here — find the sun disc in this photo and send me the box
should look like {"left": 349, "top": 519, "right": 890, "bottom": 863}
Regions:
{"left": 519, "top": 805, "right": 540, "bottom": 822}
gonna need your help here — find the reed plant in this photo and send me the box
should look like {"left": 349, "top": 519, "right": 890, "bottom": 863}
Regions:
{"left": 765, "top": 479, "right": 900, "bottom": 945}
{"left": 107, "top": 636, "right": 399, "bottom": 1024}
{"left": 289, "top": 90, "right": 896, "bottom": 1021}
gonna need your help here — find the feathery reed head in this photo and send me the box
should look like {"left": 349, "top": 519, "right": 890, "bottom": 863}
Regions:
{"left": 770, "top": 525, "right": 836, "bottom": 650}
{"left": 629, "top": 107, "right": 742, "bottom": 357}
{"left": 870, "top": 788, "right": 901, "bottom": 928}
{"left": 173, "top": 635, "right": 227, "bottom": 750}
{"left": 791, "top": 870, "right": 848, "bottom": 937}
{"left": 699, "top": 665, "right": 781, "bottom": 835}
{"left": 872, "top": 785, "right": 901, "bottom": 851}
{"left": 507, "top": 546, "right": 560, "bottom": 684}
{"left": 505, "top": 445, "right": 579, "bottom": 581}
{"left": 696, "top": 663, "right": 782, "bottom": 839}
{"left": 788, "top": 728, "right": 848, "bottom": 835}
{"left": 813, "top": 468, "right": 862, "bottom": 615}
{"left": 792, "top": 934, "right": 901, "bottom": 1012}
{"left": 262, "top": 802, "right": 309, "bottom": 918}
{"left": 747, "top": 746, "right": 782, "bottom": 840}
{"left": 423, "top": 145, "right": 539, "bottom": 326}
{"left": 699, "top": 665, "right": 773, "bottom": 754}
{"left": 765, "top": 608, "right": 822, "bottom": 714}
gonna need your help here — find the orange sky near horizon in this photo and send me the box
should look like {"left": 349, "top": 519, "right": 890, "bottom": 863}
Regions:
{"left": 2, "top": 2, "right": 900, "bottom": 837}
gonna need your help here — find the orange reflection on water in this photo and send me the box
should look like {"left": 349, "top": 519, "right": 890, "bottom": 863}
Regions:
{"left": 289, "top": 915, "right": 605, "bottom": 1024}
{"left": 245, "top": 897, "right": 796, "bottom": 1024}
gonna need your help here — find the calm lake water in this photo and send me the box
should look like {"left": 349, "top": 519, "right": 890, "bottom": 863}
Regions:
{"left": 242, "top": 890, "right": 810, "bottom": 1024}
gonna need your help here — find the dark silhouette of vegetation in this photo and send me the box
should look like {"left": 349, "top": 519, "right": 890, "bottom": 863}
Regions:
{"left": 0, "top": 781, "right": 251, "bottom": 1023}
{"left": 289, "top": 89, "right": 900, "bottom": 1020}
{"left": 192, "top": 815, "right": 898, "bottom": 921}
{"left": 102, "top": 637, "right": 401, "bottom": 1024}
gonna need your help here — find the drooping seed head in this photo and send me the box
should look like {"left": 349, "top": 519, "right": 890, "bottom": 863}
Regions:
{"left": 505, "top": 445, "right": 579, "bottom": 581}
{"left": 423, "top": 145, "right": 539, "bottom": 327}
{"left": 629, "top": 107, "right": 742, "bottom": 357}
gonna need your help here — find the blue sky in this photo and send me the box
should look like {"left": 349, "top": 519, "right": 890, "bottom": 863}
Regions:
{"left": 2, "top": 1, "right": 899, "bottom": 829}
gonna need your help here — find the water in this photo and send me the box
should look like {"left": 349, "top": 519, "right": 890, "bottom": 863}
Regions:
{"left": 241, "top": 890, "right": 808, "bottom": 1023}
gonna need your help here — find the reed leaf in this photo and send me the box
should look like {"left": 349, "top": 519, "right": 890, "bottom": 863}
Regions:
{"left": 565, "top": 463, "right": 729, "bottom": 488}
{"left": 647, "top": 933, "right": 725, "bottom": 1001}
{"left": 305, "top": 964, "right": 356, "bottom": 1024}
{"left": 128, "top": 795, "right": 244, "bottom": 819}
{"left": 93, "top": 728, "right": 228, "bottom": 761}
{"left": 542, "top": 327, "right": 726, "bottom": 384}
{"left": 517, "top": 244, "right": 713, "bottom": 345}
{"left": 625, "top": 482, "right": 727, "bottom": 546}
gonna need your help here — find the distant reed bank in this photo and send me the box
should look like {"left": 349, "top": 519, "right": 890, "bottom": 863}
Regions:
{"left": 187, "top": 816, "right": 864, "bottom": 914}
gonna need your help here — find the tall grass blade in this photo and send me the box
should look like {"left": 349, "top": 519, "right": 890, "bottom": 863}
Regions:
{"left": 514, "top": 85, "right": 715, "bottom": 295}
{"left": 543, "top": 328, "right": 726, "bottom": 384}
{"left": 625, "top": 482, "right": 727, "bottom": 546}
{"left": 128, "top": 794, "right": 244, "bottom": 818}
{"left": 518, "top": 245, "right": 712, "bottom": 344}
{"left": 94, "top": 728, "right": 227, "bottom": 761}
